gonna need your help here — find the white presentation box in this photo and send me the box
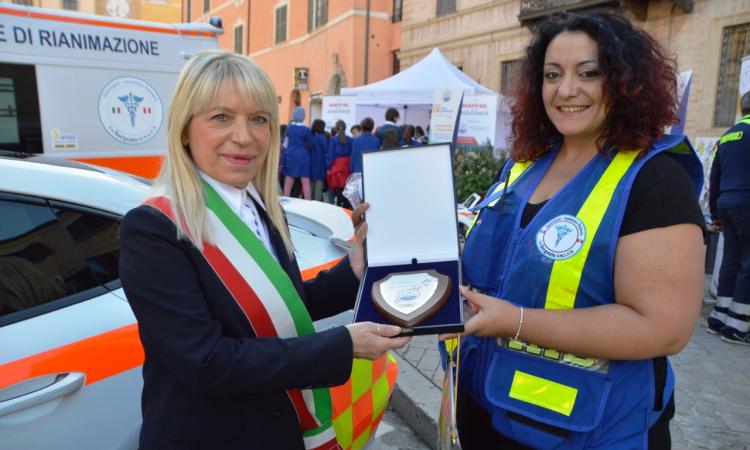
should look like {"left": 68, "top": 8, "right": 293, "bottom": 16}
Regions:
{"left": 353, "top": 143, "right": 464, "bottom": 335}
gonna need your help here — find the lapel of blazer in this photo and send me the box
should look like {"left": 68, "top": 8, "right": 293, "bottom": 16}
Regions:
{"left": 249, "top": 196, "right": 307, "bottom": 301}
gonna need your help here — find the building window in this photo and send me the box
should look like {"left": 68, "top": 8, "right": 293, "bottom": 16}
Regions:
{"left": 500, "top": 59, "right": 521, "bottom": 96}
{"left": 234, "top": 24, "right": 244, "bottom": 54}
{"left": 203, "top": 0, "right": 209, "bottom": 14}
{"left": 186, "top": 0, "right": 191, "bottom": 22}
{"left": 275, "top": 5, "right": 288, "bottom": 44}
{"left": 393, "top": 0, "right": 402, "bottom": 23}
{"left": 13, "top": 0, "right": 33, "bottom": 5}
{"left": 62, "top": 0, "right": 78, "bottom": 10}
{"left": 715, "top": 23, "right": 750, "bottom": 128}
{"left": 436, "top": 0, "right": 455, "bottom": 17}
{"left": 392, "top": 51, "right": 400, "bottom": 75}
{"left": 307, "top": 0, "right": 327, "bottom": 32}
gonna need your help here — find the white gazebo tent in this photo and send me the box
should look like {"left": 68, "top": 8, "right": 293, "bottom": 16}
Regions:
{"left": 340, "top": 48, "right": 510, "bottom": 148}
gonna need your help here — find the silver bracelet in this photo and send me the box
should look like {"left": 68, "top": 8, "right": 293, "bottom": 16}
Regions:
{"left": 512, "top": 306, "right": 524, "bottom": 341}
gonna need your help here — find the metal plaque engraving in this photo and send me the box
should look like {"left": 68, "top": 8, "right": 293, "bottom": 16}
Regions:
{"left": 372, "top": 269, "right": 452, "bottom": 327}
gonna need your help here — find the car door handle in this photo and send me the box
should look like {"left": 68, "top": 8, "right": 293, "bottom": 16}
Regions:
{"left": 0, "top": 372, "right": 86, "bottom": 417}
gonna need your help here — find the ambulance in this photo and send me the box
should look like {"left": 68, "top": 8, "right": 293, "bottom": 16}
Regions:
{"left": 0, "top": 3, "right": 221, "bottom": 178}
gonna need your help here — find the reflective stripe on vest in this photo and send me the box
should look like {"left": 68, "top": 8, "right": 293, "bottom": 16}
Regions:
{"left": 719, "top": 115, "right": 750, "bottom": 145}
{"left": 509, "top": 370, "right": 578, "bottom": 416}
{"left": 465, "top": 160, "right": 534, "bottom": 236}
{"left": 545, "top": 150, "right": 640, "bottom": 310}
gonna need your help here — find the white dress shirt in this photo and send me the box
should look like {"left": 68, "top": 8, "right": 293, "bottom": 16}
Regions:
{"left": 199, "top": 172, "right": 279, "bottom": 263}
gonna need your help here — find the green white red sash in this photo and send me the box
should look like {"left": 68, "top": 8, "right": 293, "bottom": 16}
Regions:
{"left": 145, "top": 180, "right": 339, "bottom": 450}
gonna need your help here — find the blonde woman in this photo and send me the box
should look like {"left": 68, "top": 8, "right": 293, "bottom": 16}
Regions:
{"left": 119, "top": 50, "right": 409, "bottom": 450}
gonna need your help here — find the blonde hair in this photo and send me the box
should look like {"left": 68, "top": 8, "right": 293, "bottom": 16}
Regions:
{"left": 153, "top": 49, "right": 292, "bottom": 254}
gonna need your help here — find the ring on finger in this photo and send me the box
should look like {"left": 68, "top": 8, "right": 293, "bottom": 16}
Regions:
{"left": 376, "top": 323, "right": 380, "bottom": 336}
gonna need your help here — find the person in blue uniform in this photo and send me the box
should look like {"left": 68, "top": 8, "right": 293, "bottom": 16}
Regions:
{"left": 350, "top": 117, "right": 380, "bottom": 175}
{"left": 707, "top": 93, "right": 750, "bottom": 345}
{"left": 310, "top": 118, "right": 328, "bottom": 202}
{"left": 375, "top": 108, "right": 403, "bottom": 145}
{"left": 455, "top": 11, "right": 705, "bottom": 449}
{"left": 326, "top": 120, "right": 353, "bottom": 208}
{"left": 283, "top": 106, "right": 312, "bottom": 199}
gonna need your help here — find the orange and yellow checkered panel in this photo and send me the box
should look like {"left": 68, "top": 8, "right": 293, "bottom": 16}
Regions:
{"left": 331, "top": 353, "right": 399, "bottom": 450}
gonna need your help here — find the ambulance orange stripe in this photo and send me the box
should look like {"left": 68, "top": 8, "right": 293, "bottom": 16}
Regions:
{"left": 0, "top": 323, "right": 143, "bottom": 391}
{"left": 300, "top": 258, "right": 342, "bottom": 281}
{"left": 0, "top": 6, "right": 217, "bottom": 37}
{"left": 73, "top": 155, "right": 163, "bottom": 179}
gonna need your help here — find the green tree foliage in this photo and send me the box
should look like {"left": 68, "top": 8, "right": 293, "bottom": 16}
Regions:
{"left": 453, "top": 143, "right": 505, "bottom": 200}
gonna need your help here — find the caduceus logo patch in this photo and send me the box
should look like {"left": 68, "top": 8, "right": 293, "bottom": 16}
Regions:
{"left": 98, "top": 76, "right": 163, "bottom": 145}
{"left": 536, "top": 214, "right": 586, "bottom": 260}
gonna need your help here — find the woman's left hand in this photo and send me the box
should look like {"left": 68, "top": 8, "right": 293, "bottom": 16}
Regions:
{"left": 461, "top": 286, "right": 520, "bottom": 338}
{"left": 351, "top": 202, "right": 369, "bottom": 231}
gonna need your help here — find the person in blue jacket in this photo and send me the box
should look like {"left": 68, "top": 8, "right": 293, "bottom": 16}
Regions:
{"left": 350, "top": 117, "right": 380, "bottom": 175}
{"left": 309, "top": 119, "right": 328, "bottom": 202}
{"left": 707, "top": 93, "right": 750, "bottom": 345}
{"left": 326, "top": 120, "right": 353, "bottom": 208}
{"left": 375, "top": 107, "right": 403, "bottom": 145}
{"left": 453, "top": 11, "right": 705, "bottom": 449}
{"left": 283, "top": 106, "right": 312, "bottom": 199}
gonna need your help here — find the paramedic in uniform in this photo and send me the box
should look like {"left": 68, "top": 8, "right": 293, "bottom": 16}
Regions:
{"left": 119, "top": 50, "right": 409, "bottom": 450}
{"left": 707, "top": 92, "right": 750, "bottom": 345}
{"left": 456, "top": 11, "right": 704, "bottom": 449}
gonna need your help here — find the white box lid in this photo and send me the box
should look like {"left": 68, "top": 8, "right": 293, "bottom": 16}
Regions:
{"left": 362, "top": 144, "right": 459, "bottom": 267}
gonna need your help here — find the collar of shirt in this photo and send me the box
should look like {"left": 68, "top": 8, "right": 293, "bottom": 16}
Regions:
{"left": 384, "top": 120, "right": 398, "bottom": 126}
{"left": 198, "top": 171, "right": 279, "bottom": 262}
{"left": 198, "top": 171, "right": 267, "bottom": 216}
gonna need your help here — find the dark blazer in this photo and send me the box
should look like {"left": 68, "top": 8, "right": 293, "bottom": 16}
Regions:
{"left": 119, "top": 201, "right": 359, "bottom": 450}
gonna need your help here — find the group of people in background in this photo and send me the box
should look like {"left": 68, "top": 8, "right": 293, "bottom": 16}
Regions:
{"left": 278, "top": 106, "right": 428, "bottom": 208}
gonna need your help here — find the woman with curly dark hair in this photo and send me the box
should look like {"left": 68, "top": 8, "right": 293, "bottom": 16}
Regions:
{"left": 454, "top": 10, "right": 705, "bottom": 449}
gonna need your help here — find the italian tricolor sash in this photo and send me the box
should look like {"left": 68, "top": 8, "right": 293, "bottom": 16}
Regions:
{"left": 145, "top": 180, "right": 339, "bottom": 450}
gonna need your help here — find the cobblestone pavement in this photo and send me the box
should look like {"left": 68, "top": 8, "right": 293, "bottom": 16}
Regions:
{"left": 393, "top": 279, "right": 750, "bottom": 449}
{"left": 366, "top": 407, "right": 429, "bottom": 450}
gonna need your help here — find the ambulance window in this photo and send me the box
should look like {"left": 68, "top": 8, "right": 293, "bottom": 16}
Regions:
{"left": 50, "top": 202, "right": 121, "bottom": 287}
{"left": 0, "top": 64, "right": 42, "bottom": 154}
{"left": 0, "top": 195, "right": 103, "bottom": 323}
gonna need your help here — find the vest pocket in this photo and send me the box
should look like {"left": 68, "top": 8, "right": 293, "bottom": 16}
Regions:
{"left": 462, "top": 199, "right": 517, "bottom": 292}
{"left": 483, "top": 347, "right": 611, "bottom": 435}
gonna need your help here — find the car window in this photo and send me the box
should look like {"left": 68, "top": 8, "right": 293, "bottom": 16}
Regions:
{"left": 0, "top": 197, "right": 101, "bottom": 319}
{"left": 51, "top": 204, "right": 121, "bottom": 286}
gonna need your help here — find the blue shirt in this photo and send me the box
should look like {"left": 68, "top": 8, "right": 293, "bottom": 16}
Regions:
{"left": 310, "top": 133, "right": 328, "bottom": 181}
{"left": 326, "top": 136, "right": 353, "bottom": 168}
{"left": 350, "top": 133, "right": 380, "bottom": 173}
{"left": 709, "top": 115, "right": 750, "bottom": 217}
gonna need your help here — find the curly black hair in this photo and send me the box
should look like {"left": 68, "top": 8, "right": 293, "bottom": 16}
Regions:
{"left": 511, "top": 10, "right": 679, "bottom": 161}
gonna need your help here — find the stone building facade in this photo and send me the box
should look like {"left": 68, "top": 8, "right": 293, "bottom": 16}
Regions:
{"left": 190, "top": 0, "right": 403, "bottom": 123}
{"left": 400, "top": 0, "right": 750, "bottom": 141}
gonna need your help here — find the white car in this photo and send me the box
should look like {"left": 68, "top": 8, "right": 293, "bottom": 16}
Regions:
{"left": 457, "top": 193, "right": 481, "bottom": 240}
{"left": 0, "top": 152, "right": 355, "bottom": 450}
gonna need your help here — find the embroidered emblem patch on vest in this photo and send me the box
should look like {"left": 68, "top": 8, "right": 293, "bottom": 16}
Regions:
{"left": 536, "top": 215, "right": 586, "bottom": 260}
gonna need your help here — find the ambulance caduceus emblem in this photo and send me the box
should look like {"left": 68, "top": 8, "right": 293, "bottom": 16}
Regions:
{"left": 536, "top": 214, "right": 587, "bottom": 261}
{"left": 98, "top": 76, "right": 163, "bottom": 145}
